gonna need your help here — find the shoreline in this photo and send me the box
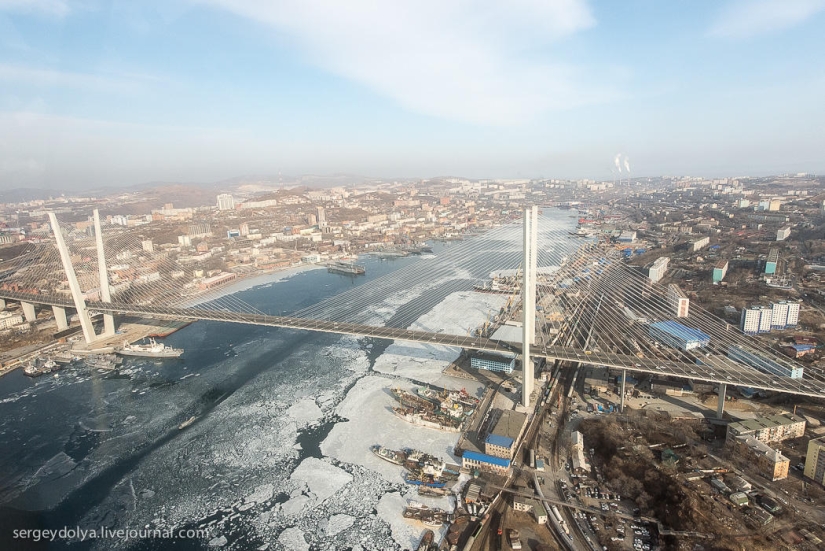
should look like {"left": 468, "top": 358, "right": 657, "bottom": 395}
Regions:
{"left": 177, "top": 263, "right": 326, "bottom": 308}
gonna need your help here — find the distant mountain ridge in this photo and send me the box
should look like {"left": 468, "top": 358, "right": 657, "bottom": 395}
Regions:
{"left": 0, "top": 173, "right": 382, "bottom": 204}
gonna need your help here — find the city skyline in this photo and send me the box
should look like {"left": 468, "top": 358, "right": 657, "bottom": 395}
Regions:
{"left": 1, "top": 0, "right": 824, "bottom": 190}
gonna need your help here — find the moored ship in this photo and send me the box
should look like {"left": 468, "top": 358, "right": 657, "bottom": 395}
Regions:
{"left": 404, "top": 473, "right": 448, "bottom": 490}
{"left": 392, "top": 387, "right": 438, "bottom": 411}
{"left": 392, "top": 407, "right": 461, "bottom": 432}
{"left": 370, "top": 445, "right": 407, "bottom": 465}
{"left": 23, "top": 357, "right": 61, "bottom": 377}
{"left": 84, "top": 353, "right": 122, "bottom": 370}
{"left": 327, "top": 261, "right": 366, "bottom": 276}
{"left": 118, "top": 338, "right": 183, "bottom": 358}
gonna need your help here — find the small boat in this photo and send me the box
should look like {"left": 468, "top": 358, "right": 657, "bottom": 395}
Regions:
{"left": 23, "top": 357, "right": 61, "bottom": 377}
{"left": 178, "top": 416, "right": 197, "bottom": 430}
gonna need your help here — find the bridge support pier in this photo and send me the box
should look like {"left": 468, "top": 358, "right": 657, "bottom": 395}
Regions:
{"left": 620, "top": 369, "right": 627, "bottom": 412}
{"left": 21, "top": 301, "right": 36, "bottom": 323}
{"left": 717, "top": 383, "right": 727, "bottom": 419}
{"left": 52, "top": 306, "right": 69, "bottom": 331}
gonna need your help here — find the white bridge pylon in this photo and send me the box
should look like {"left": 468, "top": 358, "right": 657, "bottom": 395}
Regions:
{"left": 49, "top": 209, "right": 116, "bottom": 343}
{"left": 522, "top": 205, "right": 538, "bottom": 408}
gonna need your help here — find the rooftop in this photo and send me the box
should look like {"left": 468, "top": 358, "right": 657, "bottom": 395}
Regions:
{"left": 463, "top": 450, "right": 511, "bottom": 468}
{"left": 491, "top": 409, "right": 528, "bottom": 441}
{"left": 649, "top": 320, "right": 711, "bottom": 343}
{"left": 486, "top": 433, "right": 515, "bottom": 449}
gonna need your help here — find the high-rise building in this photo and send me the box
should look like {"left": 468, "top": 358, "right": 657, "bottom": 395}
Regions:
{"left": 217, "top": 194, "right": 235, "bottom": 211}
{"left": 317, "top": 206, "right": 326, "bottom": 226}
{"left": 740, "top": 306, "right": 772, "bottom": 334}
{"left": 786, "top": 302, "right": 800, "bottom": 326}
{"left": 667, "top": 284, "right": 689, "bottom": 317}
{"left": 803, "top": 436, "right": 825, "bottom": 485}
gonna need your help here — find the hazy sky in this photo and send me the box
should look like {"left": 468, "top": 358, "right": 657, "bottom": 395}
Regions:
{"left": 1, "top": 0, "right": 824, "bottom": 190}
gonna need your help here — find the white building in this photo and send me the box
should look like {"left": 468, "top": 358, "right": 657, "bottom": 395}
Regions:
{"left": 741, "top": 302, "right": 799, "bottom": 334}
{"left": 692, "top": 236, "right": 710, "bottom": 251}
{"left": 667, "top": 284, "right": 690, "bottom": 317}
{"left": 771, "top": 301, "right": 799, "bottom": 329}
{"left": 771, "top": 302, "right": 789, "bottom": 329}
{"left": 776, "top": 226, "right": 791, "bottom": 241}
{"left": 216, "top": 193, "right": 235, "bottom": 211}
{"left": 0, "top": 311, "right": 25, "bottom": 329}
{"left": 786, "top": 302, "right": 800, "bottom": 326}
{"left": 648, "top": 256, "right": 670, "bottom": 283}
{"left": 740, "top": 306, "right": 773, "bottom": 335}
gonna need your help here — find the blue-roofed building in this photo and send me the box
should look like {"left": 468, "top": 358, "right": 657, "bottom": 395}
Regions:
{"left": 648, "top": 321, "right": 710, "bottom": 351}
{"left": 728, "top": 345, "right": 803, "bottom": 378}
{"left": 485, "top": 434, "right": 515, "bottom": 459}
{"left": 461, "top": 450, "right": 511, "bottom": 475}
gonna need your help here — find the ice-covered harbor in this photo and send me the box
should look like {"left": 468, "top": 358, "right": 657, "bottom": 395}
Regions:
{"left": 94, "top": 287, "right": 503, "bottom": 551}
{"left": 0, "top": 212, "right": 576, "bottom": 550}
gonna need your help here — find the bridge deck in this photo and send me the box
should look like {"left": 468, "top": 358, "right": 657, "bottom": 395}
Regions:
{"left": 2, "top": 290, "right": 822, "bottom": 399}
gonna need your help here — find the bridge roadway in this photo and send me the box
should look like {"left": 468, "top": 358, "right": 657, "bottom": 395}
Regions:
{"left": 2, "top": 290, "right": 825, "bottom": 399}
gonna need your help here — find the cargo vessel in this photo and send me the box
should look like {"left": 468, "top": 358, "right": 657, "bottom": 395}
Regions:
{"left": 118, "top": 338, "right": 183, "bottom": 358}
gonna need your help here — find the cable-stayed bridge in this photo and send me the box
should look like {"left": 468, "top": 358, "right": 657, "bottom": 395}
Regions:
{"left": 1, "top": 209, "right": 823, "bottom": 408}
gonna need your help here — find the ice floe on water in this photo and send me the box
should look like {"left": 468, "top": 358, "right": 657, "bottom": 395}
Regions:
{"left": 23, "top": 276, "right": 510, "bottom": 550}
{"left": 290, "top": 457, "right": 353, "bottom": 503}
{"left": 277, "top": 527, "right": 308, "bottom": 551}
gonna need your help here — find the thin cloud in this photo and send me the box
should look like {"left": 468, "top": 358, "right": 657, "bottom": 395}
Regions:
{"left": 198, "top": 0, "right": 602, "bottom": 126}
{"left": 0, "top": 0, "right": 70, "bottom": 17}
{"left": 0, "top": 63, "right": 164, "bottom": 92}
{"left": 710, "top": 0, "right": 825, "bottom": 39}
